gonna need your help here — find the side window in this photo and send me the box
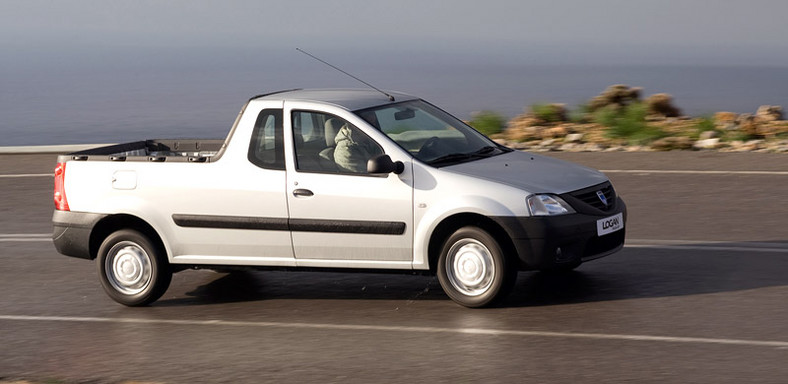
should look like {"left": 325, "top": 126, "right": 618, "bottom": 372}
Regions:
{"left": 292, "top": 111, "right": 383, "bottom": 174}
{"left": 293, "top": 111, "right": 317, "bottom": 142}
{"left": 248, "top": 109, "right": 284, "bottom": 170}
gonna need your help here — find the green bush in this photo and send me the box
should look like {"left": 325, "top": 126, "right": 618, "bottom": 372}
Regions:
{"left": 724, "top": 130, "right": 759, "bottom": 142}
{"left": 530, "top": 103, "right": 565, "bottom": 123}
{"left": 594, "top": 102, "right": 665, "bottom": 144}
{"left": 569, "top": 104, "right": 591, "bottom": 123}
{"left": 692, "top": 116, "right": 718, "bottom": 139}
{"left": 468, "top": 111, "right": 506, "bottom": 136}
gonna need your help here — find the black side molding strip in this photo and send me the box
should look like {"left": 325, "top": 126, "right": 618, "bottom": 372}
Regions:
{"left": 172, "top": 214, "right": 289, "bottom": 231}
{"left": 172, "top": 214, "right": 405, "bottom": 235}
{"left": 290, "top": 218, "right": 405, "bottom": 235}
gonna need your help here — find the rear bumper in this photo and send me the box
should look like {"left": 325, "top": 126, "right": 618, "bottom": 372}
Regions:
{"left": 493, "top": 197, "right": 627, "bottom": 270}
{"left": 52, "top": 210, "right": 107, "bottom": 260}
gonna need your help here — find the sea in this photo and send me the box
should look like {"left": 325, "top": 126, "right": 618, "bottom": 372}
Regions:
{"left": 2, "top": 52, "right": 787, "bottom": 146}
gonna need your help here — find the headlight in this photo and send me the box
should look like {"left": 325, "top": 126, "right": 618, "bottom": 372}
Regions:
{"left": 527, "top": 194, "right": 576, "bottom": 216}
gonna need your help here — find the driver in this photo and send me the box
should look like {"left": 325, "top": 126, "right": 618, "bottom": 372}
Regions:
{"left": 333, "top": 123, "right": 379, "bottom": 173}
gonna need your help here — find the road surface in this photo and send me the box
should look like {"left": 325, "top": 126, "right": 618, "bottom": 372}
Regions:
{"left": 1, "top": 151, "right": 787, "bottom": 383}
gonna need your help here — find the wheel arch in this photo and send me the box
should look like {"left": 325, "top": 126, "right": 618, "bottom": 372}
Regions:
{"left": 89, "top": 214, "right": 166, "bottom": 261}
{"left": 427, "top": 213, "right": 518, "bottom": 273}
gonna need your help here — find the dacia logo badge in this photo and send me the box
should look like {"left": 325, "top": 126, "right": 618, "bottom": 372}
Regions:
{"left": 596, "top": 190, "right": 608, "bottom": 207}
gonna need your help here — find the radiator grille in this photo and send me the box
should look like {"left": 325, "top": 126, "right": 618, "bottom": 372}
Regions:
{"left": 570, "top": 182, "right": 616, "bottom": 211}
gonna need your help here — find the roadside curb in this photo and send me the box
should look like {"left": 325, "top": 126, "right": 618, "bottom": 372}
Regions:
{"left": 0, "top": 144, "right": 114, "bottom": 154}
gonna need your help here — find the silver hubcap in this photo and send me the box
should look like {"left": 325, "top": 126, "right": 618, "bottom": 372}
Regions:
{"left": 446, "top": 239, "right": 495, "bottom": 296}
{"left": 105, "top": 241, "right": 152, "bottom": 295}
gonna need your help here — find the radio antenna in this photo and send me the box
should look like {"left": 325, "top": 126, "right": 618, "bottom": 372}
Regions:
{"left": 296, "top": 48, "right": 395, "bottom": 102}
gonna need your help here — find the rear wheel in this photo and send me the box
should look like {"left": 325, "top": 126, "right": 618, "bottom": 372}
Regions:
{"left": 437, "top": 226, "right": 516, "bottom": 308}
{"left": 97, "top": 229, "right": 171, "bottom": 306}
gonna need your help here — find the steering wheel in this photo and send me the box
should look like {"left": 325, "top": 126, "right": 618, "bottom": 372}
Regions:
{"left": 417, "top": 136, "right": 442, "bottom": 158}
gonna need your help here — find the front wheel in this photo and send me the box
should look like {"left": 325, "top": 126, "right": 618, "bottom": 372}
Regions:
{"left": 437, "top": 226, "right": 516, "bottom": 308}
{"left": 97, "top": 229, "right": 171, "bottom": 306}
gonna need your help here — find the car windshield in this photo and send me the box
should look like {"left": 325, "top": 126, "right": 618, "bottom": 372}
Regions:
{"left": 355, "top": 100, "right": 510, "bottom": 166}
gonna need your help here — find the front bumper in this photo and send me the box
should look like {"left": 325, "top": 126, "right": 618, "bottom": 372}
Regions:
{"left": 493, "top": 197, "right": 627, "bottom": 270}
{"left": 52, "top": 210, "right": 107, "bottom": 260}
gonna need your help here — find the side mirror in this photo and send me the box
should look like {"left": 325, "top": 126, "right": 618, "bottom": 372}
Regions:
{"left": 367, "top": 154, "right": 404, "bottom": 175}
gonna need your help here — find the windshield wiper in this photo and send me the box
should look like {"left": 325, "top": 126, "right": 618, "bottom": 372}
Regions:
{"left": 427, "top": 146, "right": 501, "bottom": 166}
{"left": 427, "top": 153, "right": 475, "bottom": 166}
{"left": 473, "top": 145, "right": 498, "bottom": 155}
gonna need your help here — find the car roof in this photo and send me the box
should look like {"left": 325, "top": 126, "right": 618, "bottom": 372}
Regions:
{"left": 251, "top": 88, "right": 420, "bottom": 111}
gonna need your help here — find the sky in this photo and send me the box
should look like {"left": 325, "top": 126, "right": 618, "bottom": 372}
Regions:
{"left": 2, "top": 0, "right": 788, "bottom": 67}
{"left": 2, "top": 0, "right": 788, "bottom": 146}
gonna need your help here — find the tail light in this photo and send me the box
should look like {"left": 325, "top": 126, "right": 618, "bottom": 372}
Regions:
{"left": 54, "top": 162, "right": 70, "bottom": 211}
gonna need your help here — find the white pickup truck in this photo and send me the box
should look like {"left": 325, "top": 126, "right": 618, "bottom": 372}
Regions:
{"left": 53, "top": 89, "right": 626, "bottom": 308}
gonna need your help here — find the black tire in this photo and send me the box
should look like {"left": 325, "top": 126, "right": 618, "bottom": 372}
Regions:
{"left": 97, "top": 229, "right": 171, "bottom": 306}
{"left": 436, "top": 226, "right": 516, "bottom": 308}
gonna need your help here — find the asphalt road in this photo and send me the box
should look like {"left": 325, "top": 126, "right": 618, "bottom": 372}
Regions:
{"left": 1, "top": 151, "right": 787, "bottom": 383}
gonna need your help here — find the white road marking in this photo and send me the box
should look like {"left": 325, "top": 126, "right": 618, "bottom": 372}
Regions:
{"left": 0, "top": 239, "right": 51, "bottom": 242}
{"left": 625, "top": 244, "right": 788, "bottom": 253}
{"left": 0, "top": 173, "right": 51, "bottom": 178}
{"left": 625, "top": 239, "right": 788, "bottom": 253}
{"left": 601, "top": 169, "right": 788, "bottom": 175}
{"left": 1, "top": 314, "right": 786, "bottom": 349}
{"left": 0, "top": 234, "right": 51, "bottom": 237}
{"left": 0, "top": 234, "right": 51, "bottom": 242}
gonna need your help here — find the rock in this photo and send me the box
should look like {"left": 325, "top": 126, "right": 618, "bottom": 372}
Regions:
{"left": 508, "top": 115, "right": 540, "bottom": 128}
{"left": 728, "top": 140, "right": 765, "bottom": 152}
{"left": 541, "top": 126, "right": 569, "bottom": 139}
{"left": 559, "top": 143, "right": 577, "bottom": 151}
{"left": 774, "top": 140, "right": 788, "bottom": 152}
{"left": 736, "top": 114, "right": 760, "bottom": 136}
{"left": 651, "top": 136, "right": 694, "bottom": 151}
{"left": 714, "top": 112, "right": 739, "bottom": 130}
{"left": 714, "top": 111, "right": 738, "bottom": 122}
{"left": 645, "top": 93, "right": 681, "bottom": 117}
{"left": 588, "top": 84, "right": 642, "bottom": 112}
{"left": 698, "top": 130, "right": 719, "bottom": 140}
{"left": 757, "top": 122, "right": 785, "bottom": 138}
{"left": 727, "top": 140, "right": 744, "bottom": 151}
{"left": 504, "top": 125, "right": 542, "bottom": 141}
{"left": 540, "top": 139, "right": 556, "bottom": 147}
{"left": 756, "top": 105, "right": 783, "bottom": 122}
{"left": 565, "top": 133, "right": 585, "bottom": 143}
{"left": 511, "top": 141, "right": 532, "bottom": 150}
{"left": 694, "top": 138, "right": 721, "bottom": 150}
{"left": 743, "top": 139, "right": 765, "bottom": 151}
{"left": 581, "top": 143, "right": 605, "bottom": 152}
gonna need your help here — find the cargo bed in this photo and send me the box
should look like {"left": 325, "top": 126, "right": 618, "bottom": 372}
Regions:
{"left": 59, "top": 139, "right": 224, "bottom": 163}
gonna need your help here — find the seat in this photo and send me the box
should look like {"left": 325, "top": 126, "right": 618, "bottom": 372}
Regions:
{"left": 318, "top": 118, "right": 344, "bottom": 171}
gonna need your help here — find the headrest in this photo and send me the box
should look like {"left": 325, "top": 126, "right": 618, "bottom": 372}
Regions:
{"left": 324, "top": 118, "right": 344, "bottom": 146}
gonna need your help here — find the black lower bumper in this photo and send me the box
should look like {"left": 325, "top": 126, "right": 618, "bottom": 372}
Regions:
{"left": 52, "top": 210, "right": 107, "bottom": 260}
{"left": 493, "top": 197, "right": 627, "bottom": 270}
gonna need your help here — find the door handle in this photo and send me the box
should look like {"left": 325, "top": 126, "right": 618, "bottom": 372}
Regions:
{"left": 292, "top": 188, "right": 314, "bottom": 197}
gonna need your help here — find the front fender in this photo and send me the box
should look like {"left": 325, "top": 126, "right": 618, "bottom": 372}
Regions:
{"left": 412, "top": 195, "right": 521, "bottom": 269}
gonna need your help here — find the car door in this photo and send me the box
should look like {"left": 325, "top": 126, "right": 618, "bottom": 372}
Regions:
{"left": 284, "top": 103, "right": 414, "bottom": 267}
{"left": 162, "top": 105, "right": 295, "bottom": 265}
